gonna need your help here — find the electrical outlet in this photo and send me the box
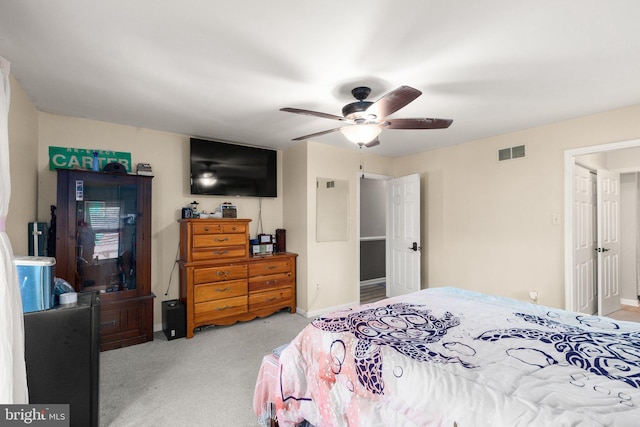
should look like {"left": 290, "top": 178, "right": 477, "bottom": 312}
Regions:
{"left": 552, "top": 213, "right": 561, "bottom": 225}
{"left": 529, "top": 290, "right": 539, "bottom": 304}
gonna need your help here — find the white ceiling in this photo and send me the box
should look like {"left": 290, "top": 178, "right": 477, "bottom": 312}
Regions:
{"left": 1, "top": 0, "right": 640, "bottom": 157}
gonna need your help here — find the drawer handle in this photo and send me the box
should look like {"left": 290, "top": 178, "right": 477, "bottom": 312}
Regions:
{"left": 216, "top": 305, "right": 230, "bottom": 311}
{"left": 231, "top": 226, "right": 237, "bottom": 231}
{"left": 215, "top": 237, "right": 229, "bottom": 242}
{"left": 265, "top": 280, "right": 277, "bottom": 285}
{"left": 266, "top": 297, "right": 278, "bottom": 301}
{"left": 266, "top": 265, "right": 277, "bottom": 270}
{"left": 216, "top": 287, "right": 231, "bottom": 292}
{"left": 101, "top": 320, "right": 117, "bottom": 328}
{"left": 216, "top": 271, "right": 230, "bottom": 276}
{"left": 215, "top": 250, "right": 229, "bottom": 255}
{"left": 204, "top": 227, "right": 209, "bottom": 232}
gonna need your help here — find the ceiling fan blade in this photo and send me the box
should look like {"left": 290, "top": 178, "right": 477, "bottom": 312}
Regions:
{"left": 364, "top": 137, "right": 380, "bottom": 148}
{"left": 367, "top": 86, "right": 422, "bottom": 118}
{"left": 291, "top": 127, "right": 342, "bottom": 141}
{"left": 384, "top": 118, "right": 453, "bottom": 129}
{"left": 281, "top": 107, "right": 349, "bottom": 122}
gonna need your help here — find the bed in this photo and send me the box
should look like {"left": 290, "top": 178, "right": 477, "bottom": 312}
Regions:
{"left": 253, "top": 287, "right": 640, "bottom": 426}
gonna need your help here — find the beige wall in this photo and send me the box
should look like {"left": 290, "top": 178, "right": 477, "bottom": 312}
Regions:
{"left": 619, "top": 173, "right": 638, "bottom": 302}
{"left": 5, "top": 94, "right": 286, "bottom": 328}
{"left": 6, "top": 74, "right": 39, "bottom": 255}
{"left": 8, "top": 72, "right": 640, "bottom": 324}
{"left": 393, "top": 105, "right": 640, "bottom": 309}
{"left": 606, "top": 146, "right": 640, "bottom": 170}
{"left": 34, "top": 113, "right": 285, "bottom": 327}
{"left": 282, "top": 143, "right": 309, "bottom": 312}
{"left": 302, "top": 142, "right": 394, "bottom": 315}
{"left": 282, "top": 141, "right": 394, "bottom": 315}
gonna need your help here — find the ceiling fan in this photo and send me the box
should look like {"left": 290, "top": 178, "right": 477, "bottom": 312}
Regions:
{"left": 281, "top": 85, "right": 453, "bottom": 147}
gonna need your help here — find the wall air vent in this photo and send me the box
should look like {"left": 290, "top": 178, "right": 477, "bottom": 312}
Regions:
{"left": 498, "top": 145, "right": 526, "bottom": 162}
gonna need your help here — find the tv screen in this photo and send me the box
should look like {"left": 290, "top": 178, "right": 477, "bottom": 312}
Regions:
{"left": 190, "top": 138, "right": 277, "bottom": 197}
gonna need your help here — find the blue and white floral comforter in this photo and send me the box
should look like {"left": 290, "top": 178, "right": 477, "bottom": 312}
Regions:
{"left": 274, "top": 287, "right": 640, "bottom": 426}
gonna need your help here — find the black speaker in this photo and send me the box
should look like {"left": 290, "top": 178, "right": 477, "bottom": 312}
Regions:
{"left": 162, "top": 299, "right": 186, "bottom": 340}
{"left": 276, "top": 229, "right": 286, "bottom": 253}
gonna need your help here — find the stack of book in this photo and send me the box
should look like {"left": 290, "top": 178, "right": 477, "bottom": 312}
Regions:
{"left": 136, "top": 163, "right": 153, "bottom": 176}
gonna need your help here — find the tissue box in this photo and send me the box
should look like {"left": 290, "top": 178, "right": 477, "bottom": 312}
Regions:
{"left": 14, "top": 256, "right": 56, "bottom": 313}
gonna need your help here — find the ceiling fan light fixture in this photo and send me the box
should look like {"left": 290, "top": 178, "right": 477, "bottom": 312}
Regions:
{"left": 340, "top": 124, "right": 382, "bottom": 145}
{"left": 281, "top": 85, "right": 452, "bottom": 143}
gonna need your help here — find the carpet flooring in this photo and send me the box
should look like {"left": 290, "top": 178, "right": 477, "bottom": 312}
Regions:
{"left": 100, "top": 310, "right": 311, "bottom": 427}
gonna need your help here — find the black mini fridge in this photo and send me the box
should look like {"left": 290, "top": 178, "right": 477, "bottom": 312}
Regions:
{"left": 23, "top": 291, "right": 100, "bottom": 427}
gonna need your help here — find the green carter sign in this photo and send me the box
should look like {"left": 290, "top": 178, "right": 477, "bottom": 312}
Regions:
{"left": 49, "top": 146, "right": 132, "bottom": 172}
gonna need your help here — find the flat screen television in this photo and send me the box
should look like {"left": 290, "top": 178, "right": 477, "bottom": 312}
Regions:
{"left": 190, "top": 138, "right": 277, "bottom": 197}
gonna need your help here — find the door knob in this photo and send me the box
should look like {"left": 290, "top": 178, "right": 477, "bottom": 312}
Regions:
{"left": 595, "top": 247, "right": 610, "bottom": 253}
{"left": 409, "top": 242, "right": 422, "bottom": 251}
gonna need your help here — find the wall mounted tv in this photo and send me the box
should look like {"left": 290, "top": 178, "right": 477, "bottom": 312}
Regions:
{"left": 190, "top": 138, "right": 277, "bottom": 197}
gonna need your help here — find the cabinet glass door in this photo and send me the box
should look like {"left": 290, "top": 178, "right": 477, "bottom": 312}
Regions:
{"left": 75, "top": 181, "right": 137, "bottom": 293}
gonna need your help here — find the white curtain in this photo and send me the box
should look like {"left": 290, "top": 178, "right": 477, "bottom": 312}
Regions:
{"left": 0, "top": 56, "right": 28, "bottom": 404}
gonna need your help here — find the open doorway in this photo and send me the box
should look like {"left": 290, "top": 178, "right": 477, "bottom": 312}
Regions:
{"left": 564, "top": 138, "right": 640, "bottom": 315}
{"left": 357, "top": 172, "right": 423, "bottom": 304}
{"left": 358, "top": 173, "right": 390, "bottom": 304}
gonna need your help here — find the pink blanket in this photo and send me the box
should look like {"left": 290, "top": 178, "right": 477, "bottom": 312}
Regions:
{"left": 263, "top": 287, "right": 640, "bottom": 426}
{"left": 253, "top": 353, "right": 279, "bottom": 426}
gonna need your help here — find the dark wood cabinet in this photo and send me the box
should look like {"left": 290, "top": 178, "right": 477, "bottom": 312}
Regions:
{"left": 56, "top": 169, "right": 154, "bottom": 351}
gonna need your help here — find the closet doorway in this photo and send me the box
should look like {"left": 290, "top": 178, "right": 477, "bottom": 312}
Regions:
{"left": 358, "top": 174, "right": 389, "bottom": 304}
{"left": 565, "top": 139, "right": 640, "bottom": 315}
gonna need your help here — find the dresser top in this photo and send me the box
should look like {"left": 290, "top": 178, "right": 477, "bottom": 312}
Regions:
{"left": 178, "top": 218, "right": 252, "bottom": 223}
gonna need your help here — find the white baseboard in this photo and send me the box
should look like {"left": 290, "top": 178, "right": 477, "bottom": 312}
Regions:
{"left": 621, "top": 298, "right": 640, "bottom": 308}
{"left": 302, "top": 301, "right": 360, "bottom": 318}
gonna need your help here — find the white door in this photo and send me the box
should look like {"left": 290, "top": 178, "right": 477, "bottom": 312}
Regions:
{"left": 596, "top": 169, "right": 621, "bottom": 316}
{"left": 572, "top": 164, "right": 597, "bottom": 314}
{"left": 387, "top": 173, "right": 421, "bottom": 297}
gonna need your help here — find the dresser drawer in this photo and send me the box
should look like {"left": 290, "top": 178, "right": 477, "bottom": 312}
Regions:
{"left": 249, "top": 272, "right": 292, "bottom": 293}
{"left": 194, "top": 279, "right": 247, "bottom": 303}
{"left": 193, "top": 264, "right": 247, "bottom": 284}
{"left": 194, "top": 296, "right": 247, "bottom": 322}
{"left": 193, "top": 233, "right": 246, "bottom": 248}
{"left": 249, "top": 288, "right": 292, "bottom": 311}
{"left": 191, "top": 246, "right": 247, "bottom": 261}
{"left": 249, "top": 259, "right": 292, "bottom": 277}
{"left": 192, "top": 222, "right": 247, "bottom": 235}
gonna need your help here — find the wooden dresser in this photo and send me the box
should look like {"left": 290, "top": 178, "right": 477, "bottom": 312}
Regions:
{"left": 178, "top": 218, "right": 297, "bottom": 338}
